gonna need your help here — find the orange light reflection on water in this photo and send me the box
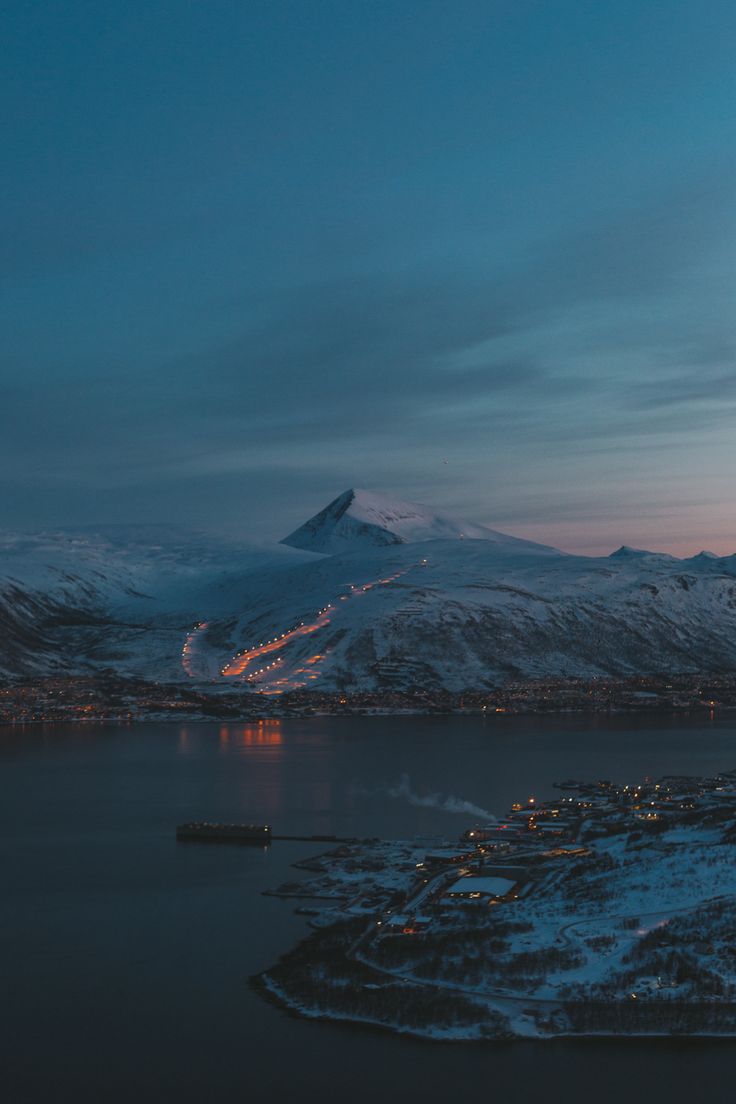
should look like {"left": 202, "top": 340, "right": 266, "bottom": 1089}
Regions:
{"left": 218, "top": 720, "right": 283, "bottom": 747}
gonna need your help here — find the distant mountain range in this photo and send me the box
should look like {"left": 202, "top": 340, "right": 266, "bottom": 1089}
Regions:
{"left": 2, "top": 489, "right": 736, "bottom": 692}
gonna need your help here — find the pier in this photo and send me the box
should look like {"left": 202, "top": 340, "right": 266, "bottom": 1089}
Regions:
{"left": 176, "top": 823, "right": 360, "bottom": 845}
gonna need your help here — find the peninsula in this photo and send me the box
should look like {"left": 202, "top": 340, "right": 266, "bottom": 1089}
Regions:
{"left": 256, "top": 771, "right": 736, "bottom": 1039}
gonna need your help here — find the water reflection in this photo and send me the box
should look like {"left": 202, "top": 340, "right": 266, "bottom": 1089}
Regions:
{"left": 178, "top": 720, "right": 285, "bottom": 756}
{"left": 178, "top": 726, "right": 192, "bottom": 754}
{"left": 218, "top": 720, "right": 283, "bottom": 748}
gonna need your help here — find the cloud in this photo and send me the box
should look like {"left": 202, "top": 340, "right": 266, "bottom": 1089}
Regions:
{"left": 1, "top": 162, "right": 735, "bottom": 546}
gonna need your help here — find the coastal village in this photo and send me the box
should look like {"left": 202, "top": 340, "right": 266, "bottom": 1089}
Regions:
{"left": 257, "top": 770, "right": 736, "bottom": 1039}
{"left": 3, "top": 671, "right": 736, "bottom": 724}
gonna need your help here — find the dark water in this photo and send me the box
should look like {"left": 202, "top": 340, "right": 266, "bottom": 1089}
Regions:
{"left": 2, "top": 713, "right": 736, "bottom": 1103}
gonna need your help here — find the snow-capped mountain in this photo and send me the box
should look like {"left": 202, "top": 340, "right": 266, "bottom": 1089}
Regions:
{"left": 281, "top": 488, "right": 559, "bottom": 556}
{"left": 178, "top": 538, "right": 736, "bottom": 691}
{"left": 2, "top": 492, "right": 736, "bottom": 692}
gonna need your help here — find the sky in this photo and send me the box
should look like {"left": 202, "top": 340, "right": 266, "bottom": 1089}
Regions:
{"left": 2, "top": 0, "right": 736, "bottom": 556}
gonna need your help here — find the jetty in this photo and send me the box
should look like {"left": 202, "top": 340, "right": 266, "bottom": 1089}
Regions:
{"left": 176, "top": 822, "right": 271, "bottom": 843}
{"left": 176, "top": 823, "right": 360, "bottom": 845}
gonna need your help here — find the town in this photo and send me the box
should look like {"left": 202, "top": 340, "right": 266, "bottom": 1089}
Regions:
{"left": 2, "top": 671, "right": 736, "bottom": 724}
{"left": 256, "top": 770, "right": 736, "bottom": 1039}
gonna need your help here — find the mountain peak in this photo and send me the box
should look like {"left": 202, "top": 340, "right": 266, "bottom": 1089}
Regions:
{"left": 281, "top": 488, "right": 559, "bottom": 556}
{"left": 610, "top": 545, "right": 648, "bottom": 557}
{"left": 609, "top": 544, "right": 676, "bottom": 561}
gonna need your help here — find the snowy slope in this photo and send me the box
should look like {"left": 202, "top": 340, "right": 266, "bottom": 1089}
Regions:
{"left": 0, "top": 526, "right": 315, "bottom": 678}
{"left": 2, "top": 495, "right": 736, "bottom": 691}
{"left": 184, "top": 539, "right": 736, "bottom": 693}
{"left": 281, "top": 488, "right": 559, "bottom": 556}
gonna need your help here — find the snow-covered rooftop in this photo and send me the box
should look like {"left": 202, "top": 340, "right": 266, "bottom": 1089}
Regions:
{"left": 447, "top": 876, "right": 516, "bottom": 897}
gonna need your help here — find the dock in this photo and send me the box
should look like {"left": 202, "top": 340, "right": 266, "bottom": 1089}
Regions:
{"left": 176, "top": 822, "right": 272, "bottom": 843}
{"left": 176, "top": 823, "right": 360, "bottom": 845}
{"left": 271, "top": 834, "right": 359, "bottom": 844}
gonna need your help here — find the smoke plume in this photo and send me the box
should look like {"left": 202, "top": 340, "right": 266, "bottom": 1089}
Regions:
{"left": 386, "top": 773, "right": 495, "bottom": 821}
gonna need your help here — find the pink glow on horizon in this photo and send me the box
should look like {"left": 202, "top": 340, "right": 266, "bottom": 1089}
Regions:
{"left": 496, "top": 518, "right": 736, "bottom": 560}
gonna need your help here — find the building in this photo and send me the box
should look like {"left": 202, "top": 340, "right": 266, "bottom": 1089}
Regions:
{"left": 444, "top": 875, "right": 518, "bottom": 902}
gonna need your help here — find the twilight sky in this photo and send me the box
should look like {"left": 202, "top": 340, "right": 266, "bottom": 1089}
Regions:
{"left": 3, "top": 1, "right": 736, "bottom": 555}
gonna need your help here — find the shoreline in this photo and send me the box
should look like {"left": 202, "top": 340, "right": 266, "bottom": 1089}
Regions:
{"left": 252, "top": 771, "right": 736, "bottom": 1043}
{"left": 257, "top": 972, "right": 736, "bottom": 1044}
{"left": 3, "top": 671, "right": 736, "bottom": 725}
{"left": 1, "top": 703, "right": 735, "bottom": 727}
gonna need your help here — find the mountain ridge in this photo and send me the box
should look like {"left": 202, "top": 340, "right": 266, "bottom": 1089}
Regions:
{"left": 1, "top": 489, "right": 736, "bottom": 691}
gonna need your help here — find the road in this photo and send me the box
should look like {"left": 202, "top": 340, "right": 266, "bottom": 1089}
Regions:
{"left": 345, "top": 891, "right": 736, "bottom": 1021}
{"left": 221, "top": 605, "right": 333, "bottom": 678}
{"left": 218, "top": 563, "right": 418, "bottom": 688}
{"left": 181, "top": 621, "right": 210, "bottom": 678}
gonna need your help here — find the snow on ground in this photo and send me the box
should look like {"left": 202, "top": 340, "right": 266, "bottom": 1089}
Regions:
{"left": 281, "top": 487, "right": 559, "bottom": 556}
{"left": 3, "top": 489, "right": 736, "bottom": 688}
{"left": 257, "top": 774, "right": 736, "bottom": 1039}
